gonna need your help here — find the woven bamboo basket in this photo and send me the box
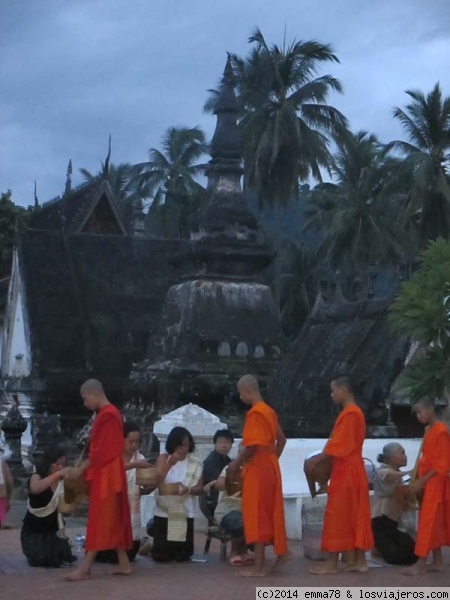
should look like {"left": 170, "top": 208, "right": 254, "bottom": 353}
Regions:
{"left": 64, "top": 475, "right": 89, "bottom": 504}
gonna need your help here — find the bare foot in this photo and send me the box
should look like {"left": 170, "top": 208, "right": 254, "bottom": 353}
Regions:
{"left": 110, "top": 568, "right": 132, "bottom": 576}
{"left": 239, "top": 568, "right": 266, "bottom": 577}
{"left": 309, "top": 563, "right": 338, "bottom": 575}
{"left": 403, "top": 564, "right": 426, "bottom": 576}
{"left": 343, "top": 563, "right": 368, "bottom": 573}
{"left": 269, "top": 551, "right": 295, "bottom": 573}
{"left": 63, "top": 570, "right": 91, "bottom": 582}
{"left": 429, "top": 564, "right": 444, "bottom": 572}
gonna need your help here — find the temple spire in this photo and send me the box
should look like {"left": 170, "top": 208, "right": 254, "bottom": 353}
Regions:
{"left": 102, "top": 135, "right": 112, "bottom": 180}
{"left": 64, "top": 159, "right": 72, "bottom": 195}
{"left": 208, "top": 54, "right": 241, "bottom": 165}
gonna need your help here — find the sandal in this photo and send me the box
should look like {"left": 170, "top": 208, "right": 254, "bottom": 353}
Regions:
{"left": 229, "top": 555, "right": 245, "bottom": 566}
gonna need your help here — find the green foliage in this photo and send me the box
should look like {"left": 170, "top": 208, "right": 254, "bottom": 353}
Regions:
{"left": 0, "top": 191, "right": 32, "bottom": 277}
{"left": 205, "top": 28, "right": 348, "bottom": 206}
{"left": 387, "top": 83, "right": 450, "bottom": 242}
{"left": 305, "top": 131, "right": 416, "bottom": 271}
{"left": 389, "top": 238, "right": 450, "bottom": 400}
{"left": 134, "top": 126, "right": 208, "bottom": 239}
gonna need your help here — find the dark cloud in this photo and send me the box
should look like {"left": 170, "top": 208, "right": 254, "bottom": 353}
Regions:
{"left": 1, "top": 0, "right": 449, "bottom": 205}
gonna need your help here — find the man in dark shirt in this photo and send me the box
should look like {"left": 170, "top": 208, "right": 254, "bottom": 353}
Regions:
{"left": 203, "top": 429, "right": 234, "bottom": 486}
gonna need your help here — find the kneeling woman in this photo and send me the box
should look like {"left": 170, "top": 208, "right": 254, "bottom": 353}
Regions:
{"left": 152, "top": 426, "right": 203, "bottom": 562}
{"left": 21, "top": 446, "right": 76, "bottom": 568}
{"left": 372, "top": 442, "right": 417, "bottom": 565}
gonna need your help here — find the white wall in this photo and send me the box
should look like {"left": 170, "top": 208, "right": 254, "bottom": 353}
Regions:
{"left": 231, "top": 438, "right": 422, "bottom": 495}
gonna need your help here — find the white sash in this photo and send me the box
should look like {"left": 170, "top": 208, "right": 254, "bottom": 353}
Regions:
{"left": 27, "top": 481, "right": 66, "bottom": 536}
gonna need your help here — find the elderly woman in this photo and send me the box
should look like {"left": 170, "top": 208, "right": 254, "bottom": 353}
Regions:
{"left": 372, "top": 442, "right": 417, "bottom": 565}
{"left": 151, "top": 426, "right": 203, "bottom": 562}
{"left": 21, "top": 446, "right": 75, "bottom": 568}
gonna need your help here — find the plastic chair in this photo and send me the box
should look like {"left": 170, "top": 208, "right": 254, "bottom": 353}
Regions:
{"left": 199, "top": 492, "right": 232, "bottom": 560}
{"left": 363, "top": 457, "right": 377, "bottom": 491}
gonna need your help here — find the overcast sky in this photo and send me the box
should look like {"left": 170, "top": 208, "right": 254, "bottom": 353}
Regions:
{"left": 1, "top": 0, "right": 450, "bottom": 207}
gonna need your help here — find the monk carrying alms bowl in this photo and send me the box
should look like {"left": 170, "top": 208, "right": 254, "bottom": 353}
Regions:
{"left": 304, "top": 451, "right": 332, "bottom": 498}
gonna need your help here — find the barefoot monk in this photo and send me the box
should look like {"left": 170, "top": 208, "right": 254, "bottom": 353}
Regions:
{"left": 404, "top": 397, "right": 450, "bottom": 576}
{"left": 228, "top": 375, "right": 289, "bottom": 577}
{"left": 64, "top": 379, "right": 133, "bottom": 581}
{"left": 306, "top": 375, "right": 374, "bottom": 574}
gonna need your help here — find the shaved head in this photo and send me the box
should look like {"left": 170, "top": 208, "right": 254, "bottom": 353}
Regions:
{"left": 413, "top": 397, "right": 435, "bottom": 411}
{"left": 80, "top": 379, "right": 105, "bottom": 396}
{"left": 237, "top": 375, "right": 260, "bottom": 393}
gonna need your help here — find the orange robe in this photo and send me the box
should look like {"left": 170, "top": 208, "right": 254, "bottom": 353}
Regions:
{"left": 241, "top": 402, "right": 287, "bottom": 556}
{"left": 84, "top": 404, "right": 132, "bottom": 552}
{"left": 415, "top": 421, "right": 450, "bottom": 558}
{"left": 322, "top": 404, "right": 374, "bottom": 552}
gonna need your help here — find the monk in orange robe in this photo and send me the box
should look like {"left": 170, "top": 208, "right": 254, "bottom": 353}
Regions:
{"left": 64, "top": 379, "right": 133, "bottom": 581}
{"left": 306, "top": 375, "right": 374, "bottom": 574}
{"left": 405, "top": 397, "right": 450, "bottom": 575}
{"left": 227, "top": 375, "right": 289, "bottom": 577}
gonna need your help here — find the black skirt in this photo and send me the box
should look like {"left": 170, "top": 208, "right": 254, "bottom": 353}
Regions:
{"left": 372, "top": 515, "right": 417, "bottom": 565}
{"left": 151, "top": 516, "right": 194, "bottom": 562}
{"left": 20, "top": 527, "right": 76, "bottom": 568}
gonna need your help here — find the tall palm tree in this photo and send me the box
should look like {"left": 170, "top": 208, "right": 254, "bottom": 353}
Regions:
{"left": 240, "top": 29, "right": 348, "bottom": 203}
{"left": 132, "top": 126, "right": 208, "bottom": 238}
{"left": 206, "top": 28, "right": 348, "bottom": 310}
{"left": 305, "top": 131, "right": 415, "bottom": 274}
{"left": 387, "top": 83, "right": 450, "bottom": 242}
{"left": 206, "top": 28, "right": 348, "bottom": 202}
{"left": 133, "top": 126, "right": 207, "bottom": 201}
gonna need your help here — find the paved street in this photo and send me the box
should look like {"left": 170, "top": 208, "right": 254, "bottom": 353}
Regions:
{"left": 1, "top": 501, "right": 449, "bottom": 600}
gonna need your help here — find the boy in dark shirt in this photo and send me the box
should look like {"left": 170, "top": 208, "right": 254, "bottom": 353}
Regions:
{"left": 203, "top": 429, "right": 234, "bottom": 485}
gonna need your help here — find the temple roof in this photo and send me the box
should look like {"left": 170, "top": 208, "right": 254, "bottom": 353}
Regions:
{"left": 268, "top": 295, "right": 410, "bottom": 437}
{"left": 30, "top": 179, "right": 128, "bottom": 235}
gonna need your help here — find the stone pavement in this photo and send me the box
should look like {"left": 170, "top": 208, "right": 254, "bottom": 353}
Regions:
{"left": 1, "top": 501, "right": 449, "bottom": 600}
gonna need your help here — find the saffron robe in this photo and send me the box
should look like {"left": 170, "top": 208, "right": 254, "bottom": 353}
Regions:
{"left": 84, "top": 404, "right": 132, "bottom": 552}
{"left": 414, "top": 421, "right": 450, "bottom": 557}
{"left": 241, "top": 402, "right": 287, "bottom": 556}
{"left": 322, "top": 404, "right": 374, "bottom": 552}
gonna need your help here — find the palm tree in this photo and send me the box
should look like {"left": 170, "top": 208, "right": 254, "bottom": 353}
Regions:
{"left": 206, "top": 28, "right": 348, "bottom": 310}
{"left": 133, "top": 126, "right": 208, "bottom": 238}
{"left": 305, "top": 131, "right": 415, "bottom": 276}
{"left": 387, "top": 83, "right": 450, "bottom": 242}
{"left": 133, "top": 126, "right": 207, "bottom": 200}
{"left": 206, "top": 28, "right": 348, "bottom": 201}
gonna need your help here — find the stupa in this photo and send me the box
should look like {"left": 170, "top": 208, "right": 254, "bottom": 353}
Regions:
{"left": 129, "top": 56, "right": 284, "bottom": 425}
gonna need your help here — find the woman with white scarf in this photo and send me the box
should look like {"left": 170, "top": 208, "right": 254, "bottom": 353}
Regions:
{"left": 151, "top": 426, "right": 203, "bottom": 562}
{"left": 21, "top": 446, "right": 76, "bottom": 568}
